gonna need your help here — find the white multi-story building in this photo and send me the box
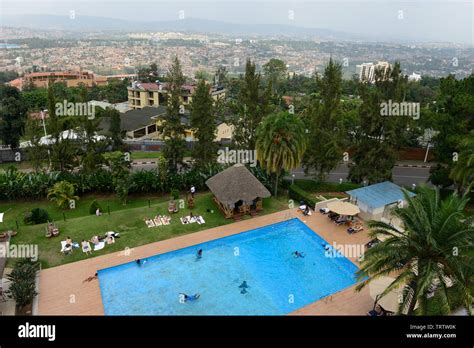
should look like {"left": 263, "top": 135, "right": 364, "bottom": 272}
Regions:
{"left": 356, "top": 61, "right": 391, "bottom": 83}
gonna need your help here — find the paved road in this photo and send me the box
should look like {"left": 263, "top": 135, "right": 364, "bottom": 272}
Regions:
{"left": 131, "top": 161, "right": 431, "bottom": 187}
{"left": 291, "top": 163, "right": 431, "bottom": 187}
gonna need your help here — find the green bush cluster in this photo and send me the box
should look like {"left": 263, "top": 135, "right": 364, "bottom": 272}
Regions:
{"left": 89, "top": 199, "right": 103, "bottom": 215}
{"left": 0, "top": 164, "right": 224, "bottom": 201}
{"left": 293, "top": 179, "right": 361, "bottom": 192}
{"left": 23, "top": 208, "right": 50, "bottom": 225}
{"left": 288, "top": 184, "right": 319, "bottom": 208}
{"left": 6, "top": 258, "right": 40, "bottom": 313}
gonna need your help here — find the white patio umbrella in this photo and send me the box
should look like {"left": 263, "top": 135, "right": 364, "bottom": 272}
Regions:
{"left": 369, "top": 276, "right": 418, "bottom": 314}
{"left": 327, "top": 200, "right": 360, "bottom": 216}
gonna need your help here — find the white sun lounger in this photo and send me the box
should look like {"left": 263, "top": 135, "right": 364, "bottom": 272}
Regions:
{"left": 60, "top": 241, "right": 68, "bottom": 253}
{"left": 94, "top": 242, "right": 105, "bottom": 251}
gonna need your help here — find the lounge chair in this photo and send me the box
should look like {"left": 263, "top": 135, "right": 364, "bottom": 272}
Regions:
{"left": 82, "top": 242, "right": 92, "bottom": 254}
{"left": 161, "top": 216, "right": 171, "bottom": 225}
{"left": 367, "top": 304, "right": 385, "bottom": 316}
{"left": 154, "top": 217, "right": 162, "bottom": 226}
{"left": 347, "top": 225, "right": 364, "bottom": 234}
{"left": 0, "top": 287, "right": 6, "bottom": 302}
{"left": 145, "top": 219, "right": 155, "bottom": 228}
{"left": 60, "top": 241, "right": 73, "bottom": 254}
{"left": 94, "top": 242, "right": 105, "bottom": 251}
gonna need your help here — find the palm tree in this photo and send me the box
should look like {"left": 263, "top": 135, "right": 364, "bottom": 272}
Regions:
{"left": 47, "top": 180, "right": 79, "bottom": 209}
{"left": 450, "top": 131, "right": 474, "bottom": 194}
{"left": 255, "top": 112, "right": 307, "bottom": 196}
{"left": 356, "top": 186, "right": 474, "bottom": 315}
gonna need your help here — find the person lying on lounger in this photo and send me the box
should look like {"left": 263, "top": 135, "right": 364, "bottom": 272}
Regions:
{"left": 145, "top": 218, "right": 155, "bottom": 228}
{"left": 298, "top": 201, "right": 307, "bottom": 213}
{"left": 82, "top": 240, "right": 92, "bottom": 255}
{"left": 90, "top": 235, "right": 100, "bottom": 245}
{"left": 83, "top": 273, "right": 98, "bottom": 283}
{"left": 105, "top": 231, "right": 120, "bottom": 239}
{"left": 153, "top": 216, "right": 162, "bottom": 226}
{"left": 106, "top": 234, "right": 115, "bottom": 244}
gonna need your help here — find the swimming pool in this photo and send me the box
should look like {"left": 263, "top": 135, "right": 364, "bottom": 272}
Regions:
{"left": 98, "top": 218, "right": 359, "bottom": 315}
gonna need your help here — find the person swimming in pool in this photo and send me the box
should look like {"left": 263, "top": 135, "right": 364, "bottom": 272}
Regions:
{"left": 136, "top": 258, "right": 147, "bottom": 266}
{"left": 239, "top": 281, "right": 249, "bottom": 289}
{"left": 196, "top": 249, "right": 203, "bottom": 259}
{"left": 239, "top": 281, "right": 249, "bottom": 294}
{"left": 293, "top": 251, "right": 305, "bottom": 258}
{"left": 181, "top": 293, "right": 200, "bottom": 302}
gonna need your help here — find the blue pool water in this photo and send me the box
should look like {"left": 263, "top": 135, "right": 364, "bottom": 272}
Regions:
{"left": 98, "top": 218, "right": 359, "bottom": 315}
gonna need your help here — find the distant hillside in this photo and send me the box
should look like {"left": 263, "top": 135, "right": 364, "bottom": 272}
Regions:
{"left": 1, "top": 14, "right": 369, "bottom": 41}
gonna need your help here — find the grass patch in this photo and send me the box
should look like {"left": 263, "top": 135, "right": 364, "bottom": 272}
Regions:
{"left": 4, "top": 192, "right": 288, "bottom": 269}
{"left": 130, "top": 151, "right": 162, "bottom": 160}
{"left": 0, "top": 194, "right": 170, "bottom": 228}
{"left": 0, "top": 162, "right": 32, "bottom": 171}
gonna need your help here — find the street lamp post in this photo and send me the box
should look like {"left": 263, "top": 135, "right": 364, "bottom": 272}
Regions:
{"left": 41, "top": 110, "right": 52, "bottom": 170}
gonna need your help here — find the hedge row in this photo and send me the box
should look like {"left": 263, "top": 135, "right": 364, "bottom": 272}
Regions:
{"left": 292, "top": 179, "right": 362, "bottom": 192}
{"left": 288, "top": 184, "right": 319, "bottom": 208}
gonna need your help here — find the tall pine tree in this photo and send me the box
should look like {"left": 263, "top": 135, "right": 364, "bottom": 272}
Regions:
{"left": 47, "top": 83, "right": 77, "bottom": 172}
{"left": 302, "top": 57, "right": 344, "bottom": 181}
{"left": 231, "top": 59, "right": 270, "bottom": 150}
{"left": 190, "top": 80, "right": 217, "bottom": 168}
{"left": 348, "top": 62, "right": 409, "bottom": 184}
{"left": 161, "top": 56, "right": 187, "bottom": 172}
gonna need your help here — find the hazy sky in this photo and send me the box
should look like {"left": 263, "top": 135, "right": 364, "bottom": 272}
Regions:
{"left": 1, "top": 0, "right": 473, "bottom": 44}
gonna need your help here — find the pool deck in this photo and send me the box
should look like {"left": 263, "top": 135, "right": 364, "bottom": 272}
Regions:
{"left": 37, "top": 209, "right": 374, "bottom": 315}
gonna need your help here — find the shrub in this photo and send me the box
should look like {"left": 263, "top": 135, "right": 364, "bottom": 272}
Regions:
{"left": 294, "top": 179, "right": 361, "bottom": 192}
{"left": 47, "top": 181, "right": 79, "bottom": 209}
{"left": 6, "top": 258, "right": 40, "bottom": 314}
{"left": 170, "top": 189, "right": 180, "bottom": 200}
{"left": 288, "top": 184, "right": 319, "bottom": 208}
{"left": 89, "top": 199, "right": 103, "bottom": 215}
{"left": 24, "top": 208, "right": 50, "bottom": 225}
{"left": 429, "top": 164, "right": 454, "bottom": 188}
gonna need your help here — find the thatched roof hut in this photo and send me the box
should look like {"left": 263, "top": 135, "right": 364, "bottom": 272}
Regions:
{"left": 206, "top": 164, "right": 271, "bottom": 218}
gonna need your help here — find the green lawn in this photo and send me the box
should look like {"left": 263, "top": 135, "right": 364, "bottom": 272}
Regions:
{"left": 130, "top": 150, "right": 192, "bottom": 160}
{"left": 130, "top": 151, "right": 162, "bottom": 160}
{"left": 1, "top": 193, "right": 289, "bottom": 269}
{"left": 0, "top": 161, "right": 32, "bottom": 171}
